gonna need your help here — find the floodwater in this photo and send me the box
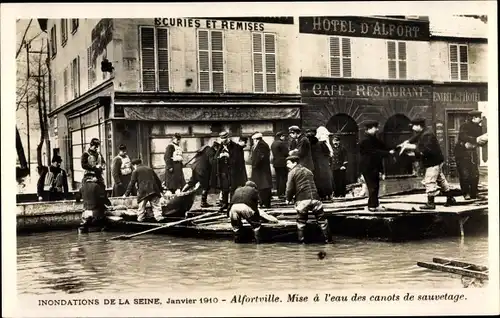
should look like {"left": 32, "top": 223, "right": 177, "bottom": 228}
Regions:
{"left": 17, "top": 231, "right": 488, "bottom": 295}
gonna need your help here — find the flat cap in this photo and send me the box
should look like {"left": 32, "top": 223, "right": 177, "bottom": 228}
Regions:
{"left": 219, "top": 131, "right": 229, "bottom": 138}
{"left": 332, "top": 134, "right": 340, "bottom": 141}
{"left": 52, "top": 155, "right": 63, "bottom": 163}
{"left": 286, "top": 155, "right": 300, "bottom": 161}
{"left": 173, "top": 133, "right": 182, "bottom": 139}
{"left": 131, "top": 158, "right": 142, "bottom": 165}
{"left": 410, "top": 118, "right": 426, "bottom": 126}
{"left": 288, "top": 125, "right": 301, "bottom": 133}
{"left": 468, "top": 110, "right": 482, "bottom": 117}
{"left": 275, "top": 131, "right": 285, "bottom": 138}
{"left": 363, "top": 120, "right": 379, "bottom": 129}
{"left": 252, "top": 132, "right": 263, "bottom": 139}
{"left": 245, "top": 180, "right": 258, "bottom": 189}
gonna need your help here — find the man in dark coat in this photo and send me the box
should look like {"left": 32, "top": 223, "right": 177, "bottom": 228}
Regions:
{"left": 81, "top": 138, "right": 106, "bottom": 188}
{"left": 359, "top": 120, "right": 395, "bottom": 211}
{"left": 229, "top": 181, "right": 263, "bottom": 244}
{"left": 211, "top": 131, "right": 247, "bottom": 212}
{"left": 250, "top": 132, "right": 273, "bottom": 208}
{"left": 182, "top": 143, "right": 218, "bottom": 207}
{"left": 123, "top": 158, "right": 166, "bottom": 222}
{"left": 164, "top": 133, "right": 186, "bottom": 194}
{"left": 111, "top": 144, "right": 135, "bottom": 197}
{"left": 310, "top": 128, "right": 334, "bottom": 200}
{"left": 288, "top": 126, "right": 314, "bottom": 172}
{"left": 271, "top": 131, "right": 289, "bottom": 199}
{"left": 330, "top": 135, "right": 349, "bottom": 197}
{"left": 78, "top": 175, "right": 111, "bottom": 233}
{"left": 454, "top": 111, "right": 484, "bottom": 200}
{"left": 37, "top": 155, "right": 69, "bottom": 202}
{"left": 285, "top": 155, "right": 331, "bottom": 244}
{"left": 400, "top": 118, "right": 456, "bottom": 209}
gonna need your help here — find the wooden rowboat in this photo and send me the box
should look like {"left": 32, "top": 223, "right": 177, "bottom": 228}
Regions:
{"left": 417, "top": 257, "right": 489, "bottom": 280}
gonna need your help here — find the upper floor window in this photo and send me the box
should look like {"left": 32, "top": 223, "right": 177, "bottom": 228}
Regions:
{"left": 63, "top": 67, "right": 69, "bottom": 103}
{"left": 330, "top": 36, "right": 352, "bottom": 78}
{"left": 51, "top": 79, "right": 56, "bottom": 110}
{"left": 71, "top": 19, "right": 79, "bottom": 34}
{"left": 71, "top": 56, "right": 80, "bottom": 99}
{"left": 87, "top": 46, "right": 96, "bottom": 89}
{"left": 61, "top": 19, "right": 68, "bottom": 47}
{"left": 140, "top": 26, "right": 169, "bottom": 92}
{"left": 50, "top": 26, "right": 57, "bottom": 58}
{"left": 387, "top": 41, "right": 407, "bottom": 79}
{"left": 449, "top": 44, "right": 469, "bottom": 81}
{"left": 198, "top": 30, "right": 224, "bottom": 93}
{"left": 252, "top": 33, "right": 277, "bottom": 93}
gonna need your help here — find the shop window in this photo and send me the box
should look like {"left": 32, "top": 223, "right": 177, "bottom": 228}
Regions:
{"left": 387, "top": 41, "right": 407, "bottom": 79}
{"left": 329, "top": 36, "right": 352, "bottom": 78}
{"left": 71, "top": 56, "right": 80, "bottom": 99}
{"left": 61, "top": 19, "right": 68, "bottom": 47}
{"left": 192, "top": 124, "right": 212, "bottom": 135}
{"left": 50, "top": 25, "right": 57, "bottom": 58}
{"left": 198, "top": 30, "right": 225, "bottom": 92}
{"left": 71, "top": 19, "right": 79, "bottom": 34}
{"left": 252, "top": 33, "right": 277, "bottom": 93}
{"left": 241, "top": 123, "right": 273, "bottom": 135}
{"left": 449, "top": 44, "right": 469, "bottom": 81}
{"left": 140, "top": 26, "right": 170, "bottom": 92}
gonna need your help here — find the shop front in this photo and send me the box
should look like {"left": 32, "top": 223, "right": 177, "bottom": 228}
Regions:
{"left": 432, "top": 83, "right": 488, "bottom": 177}
{"left": 300, "top": 77, "right": 433, "bottom": 183}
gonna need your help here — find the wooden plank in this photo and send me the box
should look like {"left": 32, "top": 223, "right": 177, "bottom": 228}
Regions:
{"left": 432, "top": 257, "right": 488, "bottom": 272}
{"left": 417, "top": 261, "right": 488, "bottom": 280}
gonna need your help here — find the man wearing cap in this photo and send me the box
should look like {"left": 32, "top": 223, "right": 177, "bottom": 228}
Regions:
{"left": 37, "top": 155, "right": 69, "bottom": 202}
{"left": 111, "top": 144, "right": 135, "bottom": 197}
{"left": 285, "top": 155, "right": 332, "bottom": 244}
{"left": 288, "top": 126, "right": 314, "bottom": 172}
{"left": 400, "top": 118, "right": 456, "bottom": 209}
{"left": 271, "top": 131, "right": 289, "bottom": 199}
{"left": 123, "top": 158, "right": 166, "bottom": 222}
{"left": 330, "top": 135, "right": 349, "bottom": 198}
{"left": 212, "top": 131, "right": 248, "bottom": 212}
{"left": 81, "top": 138, "right": 106, "bottom": 188}
{"left": 251, "top": 132, "right": 273, "bottom": 208}
{"left": 454, "top": 111, "right": 484, "bottom": 200}
{"left": 359, "top": 120, "right": 395, "bottom": 211}
{"left": 164, "top": 133, "right": 186, "bottom": 194}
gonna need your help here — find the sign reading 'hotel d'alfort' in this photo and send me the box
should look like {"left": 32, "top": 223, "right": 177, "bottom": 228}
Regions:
{"left": 299, "top": 16, "right": 430, "bottom": 41}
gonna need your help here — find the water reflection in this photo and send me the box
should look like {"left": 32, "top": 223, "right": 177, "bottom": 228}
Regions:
{"left": 17, "top": 231, "right": 488, "bottom": 295}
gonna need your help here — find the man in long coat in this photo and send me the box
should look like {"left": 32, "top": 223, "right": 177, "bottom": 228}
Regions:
{"left": 271, "top": 131, "right": 289, "bottom": 199}
{"left": 211, "top": 131, "right": 247, "bottom": 212}
{"left": 454, "top": 111, "right": 484, "bottom": 200}
{"left": 164, "top": 133, "right": 186, "bottom": 194}
{"left": 250, "top": 132, "right": 273, "bottom": 208}
{"left": 330, "top": 135, "right": 349, "bottom": 198}
{"left": 81, "top": 138, "right": 106, "bottom": 189}
{"left": 288, "top": 126, "right": 314, "bottom": 172}
{"left": 111, "top": 144, "right": 135, "bottom": 197}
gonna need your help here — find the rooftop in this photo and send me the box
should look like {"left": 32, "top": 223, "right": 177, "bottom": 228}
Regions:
{"left": 429, "top": 15, "right": 488, "bottom": 38}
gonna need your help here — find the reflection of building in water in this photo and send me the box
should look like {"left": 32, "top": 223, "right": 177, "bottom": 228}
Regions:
{"left": 38, "top": 18, "right": 302, "bottom": 190}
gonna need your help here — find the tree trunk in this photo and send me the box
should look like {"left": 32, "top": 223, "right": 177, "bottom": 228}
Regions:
{"left": 36, "top": 53, "right": 45, "bottom": 169}
{"left": 42, "top": 71, "right": 51, "bottom": 164}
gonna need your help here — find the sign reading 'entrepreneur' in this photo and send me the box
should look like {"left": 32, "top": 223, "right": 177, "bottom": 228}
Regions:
{"left": 299, "top": 16, "right": 430, "bottom": 41}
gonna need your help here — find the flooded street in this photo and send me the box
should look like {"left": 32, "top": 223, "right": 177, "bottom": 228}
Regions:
{"left": 17, "top": 230, "right": 488, "bottom": 295}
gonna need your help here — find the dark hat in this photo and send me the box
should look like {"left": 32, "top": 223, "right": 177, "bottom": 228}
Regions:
{"left": 332, "top": 135, "right": 340, "bottom": 141}
{"left": 131, "top": 158, "right": 142, "bottom": 165}
{"left": 219, "top": 131, "right": 229, "bottom": 138}
{"left": 288, "top": 125, "right": 301, "bottom": 133}
{"left": 276, "top": 131, "right": 285, "bottom": 138}
{"left": 52, "top": 155, "right": 62, "bottom": 163}
{"left": 286, "top": 155, "right": 300, "bottom": 162}
{"left": 305, "top": 129, "right": 316, "bottom": 135}
{"left": 468, "top": 110, "right": 482, "bottom": 117}
{"left": 90, "top": 138, "right": 101, "bottom": 146}
{"left": 239, "top": 136, "right": 248, "bottom": 143}
{"left": 173, "top": 133, "right": 182, "bottom": 139}
{"left": 118, "top": 144, "right": 127, "bottom": 150}
{"left": 245, "top": 181, "right": 258, "bottom": 189}
{"left": 410, "top": 118, "right": 426, "bottom": 126}
{"left": 363, "top": 120, "right": 379, "bottom": 129}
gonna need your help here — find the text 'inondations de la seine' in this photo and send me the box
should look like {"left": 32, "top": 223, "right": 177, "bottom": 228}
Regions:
{"left": 36, "top": 292, "right": 468, "bottom": 307}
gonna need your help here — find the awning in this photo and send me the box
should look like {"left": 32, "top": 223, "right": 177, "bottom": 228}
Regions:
{"left": 117, "top": 102, "right": 302, "bottom": 121}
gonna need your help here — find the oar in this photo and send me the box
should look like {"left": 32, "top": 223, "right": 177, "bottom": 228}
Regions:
{"left": 110, "top": 211, "right": 219, "bottom": 240}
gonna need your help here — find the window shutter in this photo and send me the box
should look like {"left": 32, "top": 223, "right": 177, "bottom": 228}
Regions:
{"left": 61, "top": 19, "right": 67, "bottom": 46}
{"left": 449, "top": 44, "right": 459, "bottom": 80}
{"left": 71, "top": 58, "right": 76, "bottom": 98}
{"left": 459, "top": 45, "right": 468, "bottom": 80}
{"left": 330, "top": 37, "right": 341, "bottom": 77}
{"left": 211, "top": 31, "right": 224, "bottom": 92}
{"left": 63, "top": 68, "right": 68, "bottom": 103}
{"left": 87, "top": 46, "right": 93, "bottom": 89}
{"left": 157, "top": 28, "right": 169, "bottom": 91}
{"left": 198, "top": 30, "right": 210, "bottom": 92}
{"left": 398, "top": 42, "right": 407, "bottom": 79}
{"left": 253, "top": 33, "right": 264, "bottom": 92}
{"left": 341, "top": 37, "right": 352, "bottom": 78}
{"left": 140, "top": 27, "right": 156, "bottom": 92}
{"left": 387, "top": 41, "right": 397, "bottom": 79}
{"left": 52, "top": 79, "right": 56, "bottom": 110}
{"left": 264, "top": 34, "right": 277, "bottom": 93}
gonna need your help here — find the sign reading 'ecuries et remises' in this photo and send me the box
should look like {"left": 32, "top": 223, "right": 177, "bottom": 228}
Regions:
{"left": 299, "top": 16, "right": 430, "bottom": 41}
{"left": 155, "top": 18, "right": 270, "bottom": 31}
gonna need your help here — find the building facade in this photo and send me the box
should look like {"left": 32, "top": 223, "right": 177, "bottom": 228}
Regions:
{"left": 43, "top": 18, "right": 302, "bottom": 188}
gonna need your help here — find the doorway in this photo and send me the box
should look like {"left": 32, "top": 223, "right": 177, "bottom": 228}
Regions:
{"left": 383, "top": 114, "right": 414, "bottom": 177}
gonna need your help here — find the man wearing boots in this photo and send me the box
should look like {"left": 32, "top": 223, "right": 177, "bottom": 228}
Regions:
{"left": 285, "top": 155, "right": 331, "bottom": 244}
{"left": 454, "top": 111, "right": 484, "bottom": 200}
{"left": 400, "top": 118, "right": 456, "bottom": 209}
{"left": 251, "top": 132, "right": 273, "bottom": 208}
{"left": 229, "top": 181, "right": 263, "bottom": 244}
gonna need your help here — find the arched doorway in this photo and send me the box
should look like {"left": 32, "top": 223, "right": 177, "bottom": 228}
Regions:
{"left": 383, "top": 114, "right": 414, "bottom": 176}
{"left": 326, "top": 114, "right": 359, "bottom": 184}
